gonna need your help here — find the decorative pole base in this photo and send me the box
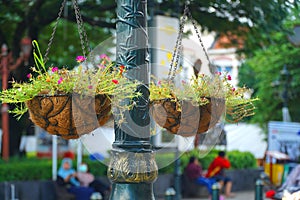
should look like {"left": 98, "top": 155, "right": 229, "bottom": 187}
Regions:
{"left": 108, "top": 149, "right": 157, "bottom": 183}
{"left": 108, "top": 148, "right": 158, "bottom": 199}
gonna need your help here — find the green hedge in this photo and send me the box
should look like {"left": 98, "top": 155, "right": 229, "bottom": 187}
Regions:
{"left": 0, "top": 157, "right": 52, "bottom": 181}
{"left": 0, "top": 150, "right": 257, "bottom": 181}
{"left": 0, "top": 157, "right": 108, "bottom": 182}
{"left": 227, "top": 150, "right": 257, "bottom": 169}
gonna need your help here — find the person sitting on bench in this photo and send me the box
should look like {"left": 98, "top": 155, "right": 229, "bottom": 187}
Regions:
{"left": 184, "top": 156, "right": 217, "bottom": 195}
{"left": 205, "top": 151, "right": 235, "bottom": 198}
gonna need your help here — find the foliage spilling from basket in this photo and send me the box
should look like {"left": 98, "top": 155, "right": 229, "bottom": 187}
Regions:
{"left": 149, "top": 72, "right": 258, "bottom": 137}
{"left": 0, "top": 40, "right": 140, "bottom": 139}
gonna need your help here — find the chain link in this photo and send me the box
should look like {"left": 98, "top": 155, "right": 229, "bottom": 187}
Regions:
{"left": 187, "top": 8, "right": 214, "bottom": 73}
{"left": 72, "top": 0, "right": 90, "bottom": 59}
{"left": 168, "top": 2, "right": 213, "bottom": 80}
{"left": 44, "top": 0, "right": 67, "bottom": 64}
{"left": 43, "top": 0, "right": 90, "bottom": 64}
{"left": 168, "top": 4, "right": 189, "bottom": 81}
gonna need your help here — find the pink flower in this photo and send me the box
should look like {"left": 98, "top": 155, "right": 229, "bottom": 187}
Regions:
{"left": 51, "top": 67, "right": 58, "bottom": 72}
{"left": 57, "top": 77, "right": 63, "bottom": 84}
{"left": 215, "top": 72, "right": 222, "bottom": 76}
{"left": 76, "top": 56, "right": 86, "bottom": 63}
{"left": 97, "top": 64, "right": 105, "bottom": 69}
{"left": 112, "top": 79, "right": 119, "bottom": 84}
{"left": 100, "top": 54, "right": 110, "bottom": 60}
{"left": 27, "top": 73, "right": 32, "bottom": 79}
{"left": 181, "top": 80, "right": 186, "bottom": 84}
{"left": 227, "top": 75, "right": 232, "bottom": 80}
{"left": 88, "top": 85, "right": 93, "bottom": 89}
{"left": 232, "top": 87, "right": 236, "bottom": 92}
{"left": 157, "top": 80, "right": 161, "bottom": 85}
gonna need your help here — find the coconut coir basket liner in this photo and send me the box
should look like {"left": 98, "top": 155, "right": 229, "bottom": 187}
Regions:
{"left": 150, "top": 98, "right": 225, "bottom": 137}
{"left": 26, "top": 93, "right": 111, "bottom": 139}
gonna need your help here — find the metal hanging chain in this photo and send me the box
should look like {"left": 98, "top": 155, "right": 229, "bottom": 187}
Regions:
{"left": 72, "top": 0, "right": 90, "bottom": 59}
{"left": 168, "top": 1, "right": 213, "bottom": 80}
{"left": 43, "top": 0, "right": 90, "bottom": 64}
{"left": 44, "top": 0, "right": 67, "bottom": 64}
{"left": 168, "top": 3, "right": 189, "bottom": 81}
{"left": 186, "top": 7, "right": 213, "bottom": 73}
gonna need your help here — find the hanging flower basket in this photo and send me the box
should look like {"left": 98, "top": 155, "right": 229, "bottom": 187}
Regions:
{"left": 150, "top": 98, "right": 225, "bottom": 137}
{"left": 26, "top": 93, "right": 111, "bottom": 139}
{"left": 0, "top": 40, "right": 140, "bottom": 139}
{"left": 0, "top": 1, "right": 141, "bottom": 139}
{"left": 149, "top": 73, "right": 258, "bottom": 136}
{"left": 149, "top": 3, "right": 258, "bottom": 136}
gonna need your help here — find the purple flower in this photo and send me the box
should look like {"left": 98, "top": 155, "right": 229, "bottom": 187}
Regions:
{"left": 76, "top": 56, "right": 86, "bottom": 63}
{"left": 57, "top": 77, "right": 63, "bottom": 84}
{"left": 27, "top": 73, "right": 32, "bottom": 79}
{"left": 97, "top": 64, "right": 106, "bottom": 69}
{"left": 100, "top": 54, "right": 110, "bottom": 60}
{"left": 51, "top": 67, "right": 58, "bottom": 72}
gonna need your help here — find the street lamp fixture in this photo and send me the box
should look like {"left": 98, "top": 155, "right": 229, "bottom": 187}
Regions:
{"left": 20, "top": 37, "right": 32, "bottom": 65}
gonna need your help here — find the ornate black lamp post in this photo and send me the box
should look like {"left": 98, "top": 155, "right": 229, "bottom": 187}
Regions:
{"left": 271, "top": 24, "right": 300, "bottom": 122}
{"left": 288, "top": 25, "right": 300, "bottom": 47}
{"left": 277, "top": 24, "right": 300, "bottom": 122}
{"left": 272, "top": 65, "right": 292, "bottom": 122}
{"left": 280, "top": 65, "right": 291, "bottom": 122}
{"left": 107, "top": 0, "right": 158, "bottom": 199}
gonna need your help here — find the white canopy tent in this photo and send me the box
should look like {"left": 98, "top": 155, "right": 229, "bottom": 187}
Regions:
{"left": 224, "top": 123, "right": 267, "bottom": 159}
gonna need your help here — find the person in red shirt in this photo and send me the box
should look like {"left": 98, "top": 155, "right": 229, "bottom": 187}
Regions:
{"left": 206, "top": 151, "right": 235, "bottom": 198}
{"left": 184, "top": 156, "right": 217, "bottom": 195}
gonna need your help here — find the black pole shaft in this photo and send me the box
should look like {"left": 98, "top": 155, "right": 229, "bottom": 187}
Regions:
{"left": 255, "top": 179, "right": 263, "bottom": 200}
{"left": 108, "top": 0, "right": 158, "bottom": 199}
{"left": 212, "top": 183, "right": 220, "bottom": 200}
{"left": 174, "top": 147, "right": 181, "bottom": 200}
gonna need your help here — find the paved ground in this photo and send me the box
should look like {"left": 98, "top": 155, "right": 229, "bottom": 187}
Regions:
{"left": 196, "top": 190, "right": 255, "bottom": 200}
{"left": 159, "top": 190, "right": 256, "bottom": 200}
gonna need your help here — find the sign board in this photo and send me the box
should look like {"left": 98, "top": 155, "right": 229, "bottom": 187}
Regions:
{"left": 268, "top": 121, "right": 300, "bottom": 162}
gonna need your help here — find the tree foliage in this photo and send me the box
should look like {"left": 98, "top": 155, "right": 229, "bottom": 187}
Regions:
{"left": 1, "top": 0, "right": 298, "bottom": 59}
{"left": 239, "top": 19, "right": 300, "bottom": 131}
{"left": 0, "top": 0, "right": 114, "bottom": 66}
